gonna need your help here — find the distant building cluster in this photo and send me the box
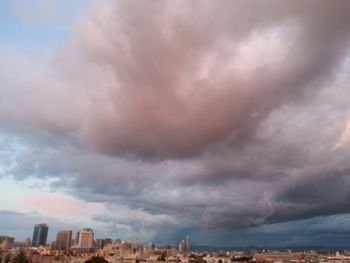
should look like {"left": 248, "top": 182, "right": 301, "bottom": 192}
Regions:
{"left": 0, "top": 223, "right": 193, "bottom": 263}
{"left": 177, "top": 236, "right": 191, "bottom": 253}
{"left": 2, "top": 224, "right": 350, "bottom": 263}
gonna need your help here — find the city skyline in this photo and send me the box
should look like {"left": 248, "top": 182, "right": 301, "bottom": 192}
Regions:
{"left": 1, "top": 0, "right": 350, "bottom": 247}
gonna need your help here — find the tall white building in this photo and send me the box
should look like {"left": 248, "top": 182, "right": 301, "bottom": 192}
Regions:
{"left": 185, "top": 236, "right": 191, "bottom": 252}
{"left": 78, "top": 228, "right": 94, "bottom": 248}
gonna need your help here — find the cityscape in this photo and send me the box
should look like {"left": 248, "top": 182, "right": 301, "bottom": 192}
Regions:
{"left": 1, "top": 223, "right": 193, "bottom": 263}
{"left": 2, "top": 1, "right": 350, "bottom": 263}
{"left": 2, "top": 224, "right": 350, "bottom": 263}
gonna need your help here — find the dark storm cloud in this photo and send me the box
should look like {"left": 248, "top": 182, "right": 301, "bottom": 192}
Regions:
{"left": 1, "top": 0, "right": 350, "bottom": 245}
{"left": 186, "top": 214, "right": 350, "bottom": 247}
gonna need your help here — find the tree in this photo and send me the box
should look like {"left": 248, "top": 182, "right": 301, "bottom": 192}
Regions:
{"left": 12, "top": 250, "right": 30, "bottom": 263}
{"left": 84, "top": 256, "right": 109, "bottom": 263}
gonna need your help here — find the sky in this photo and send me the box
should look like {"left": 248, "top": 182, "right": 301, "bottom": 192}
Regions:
{"left": 1, "top": 0, "right": 350, "bottom": 247}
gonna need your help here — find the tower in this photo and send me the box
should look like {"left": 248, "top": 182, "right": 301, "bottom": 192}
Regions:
{"left": 78, "top": 228, "right": 94, "bottom": 248}
{"left": 185, "top": 236, "right": 191, "bottom": 252}
{"left": 55, "top": 230, "right": 72, "bottom": 250}
{"left": 32, "top": 224, "right": 49, "bottom": 247}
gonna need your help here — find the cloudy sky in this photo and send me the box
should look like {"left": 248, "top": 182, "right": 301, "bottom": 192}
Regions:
{"left": 1, "top": 0, "right": 350, "bottom": 247}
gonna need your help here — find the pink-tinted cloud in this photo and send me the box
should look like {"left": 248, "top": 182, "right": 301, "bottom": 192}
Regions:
{"left": 25, "top": 192, "right": 105, "bottom": 219}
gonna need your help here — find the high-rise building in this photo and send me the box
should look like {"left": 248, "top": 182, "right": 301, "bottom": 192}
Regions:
{"left": 74, "top": 231, "right": 80, "bottom": 245}
{"left": 177, "top": 236, "right": 191, "bottom": 253}
{"left": 185, "top": 236, "right": 191, "bottom": 252}
{"left": 78, "top": 228, "right": 94, "bottom": 248}
{"left": 32, "top": 224, "right": 49, "bottom": 247}
{"left": 177, "top": 239, "right": 185, "bottom": 253}
{"left": 0, "top": 236, "right": 14, "bottom": 244}
{"left": 55, "top": 231, "right": 72, "bottom": 250}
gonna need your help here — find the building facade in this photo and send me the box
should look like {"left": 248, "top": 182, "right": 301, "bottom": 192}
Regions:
{"left": 78, "top": 228, "right": 94, "bottom": 248}
{"left": 55, "top": 230, "right": 72, "bottom": 250}
{"left": 32, "top": 224, "right": 49, "bottom": 247}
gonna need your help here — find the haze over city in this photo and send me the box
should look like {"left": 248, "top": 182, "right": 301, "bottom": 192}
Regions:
{"left": 1, "top": 0, "right": 350, "bottom": 248}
